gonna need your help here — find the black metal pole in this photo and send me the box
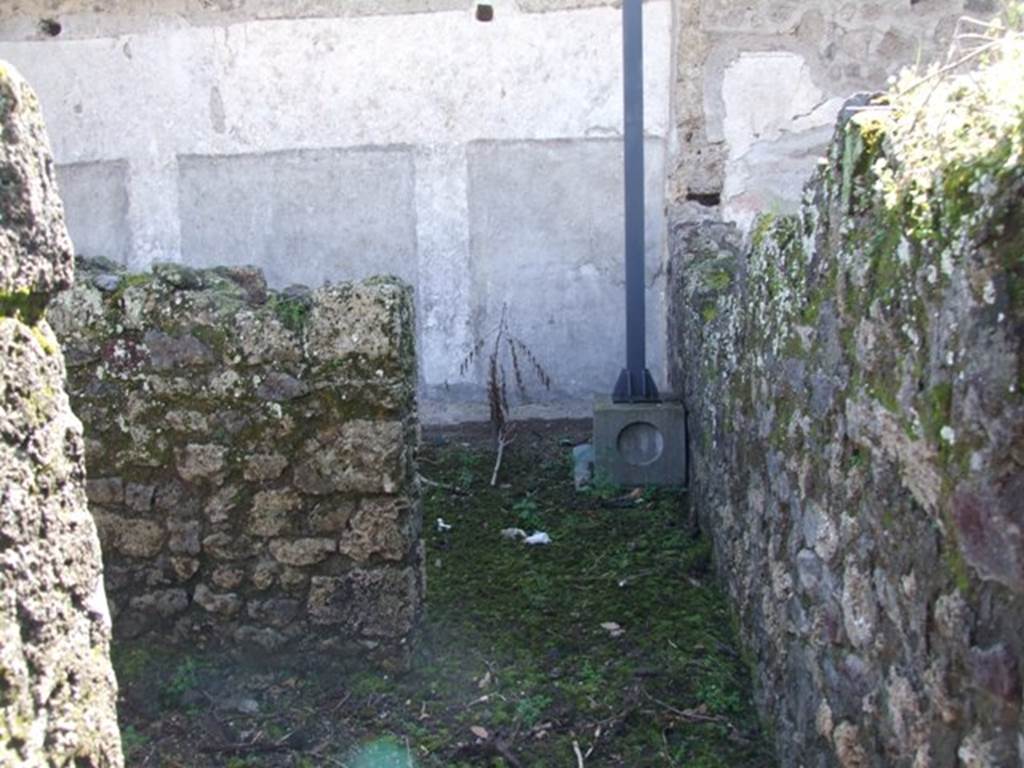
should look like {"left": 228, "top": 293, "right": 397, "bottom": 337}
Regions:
{"left": 613, "top": 0, "right": 659, "bottom": 403}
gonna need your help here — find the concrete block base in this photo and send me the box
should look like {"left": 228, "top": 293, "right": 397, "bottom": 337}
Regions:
{"left": 593, "top": 397, "right": 686, "bottom": 488}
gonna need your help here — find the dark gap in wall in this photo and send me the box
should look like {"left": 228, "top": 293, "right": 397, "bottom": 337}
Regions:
{"left": 686, "top": 192, "right": 722, "bottom": 207}
{"left": 39, "top": 18, "right": 62, "bottom": 37}
{"left": 476, "top": 4, "right": 494, "bottom": 22}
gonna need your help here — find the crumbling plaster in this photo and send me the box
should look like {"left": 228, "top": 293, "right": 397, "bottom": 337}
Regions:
{"left": 668, "top": 0, "right": 980, "bottom": 226}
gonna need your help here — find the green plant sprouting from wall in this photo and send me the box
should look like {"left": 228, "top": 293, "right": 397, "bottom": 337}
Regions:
{"left": 868, "top": 8, "right": 1024, "bottom": 241}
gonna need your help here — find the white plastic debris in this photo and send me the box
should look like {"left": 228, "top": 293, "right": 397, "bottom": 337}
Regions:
{"left": 600, "top": 622, "right": 625, "bottom": 638}
{"left": 524, "top": 532, "right": 552, "bottom": 546}
{"left": 436, "top": 517, "right": 453, "bottom": 532}
{"left": 501, "top": 528, "right": 528, "bottom": 541}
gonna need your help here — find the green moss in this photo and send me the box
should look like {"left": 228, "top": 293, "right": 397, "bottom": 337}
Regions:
{"left": 870, "top": 379, "right": 900, "bottom": 414}
{"left": 114, "top": 273, "right": 152, "bottom": 294}
{"left": 30, "top": 324, "right": 58, "bottom": 355}
{"left": 768, "top": 397, "right": 797, "bottom": 448}
{"left": 25, "top": 384, "right": 56, "bottom": 425}
{"left": 701, "top": 305, "right": 719, "bottom": 323}
{"left": 944, "top": 537, "right": 972, "bottom": 594}
{"left": 0, "top": 288, "right": 47, "bottom": 325}
{"left": 191, "top": 324, "right": 230, "bottom": 355}
{"left": 919, "top": 382, "right": 953, "bottom": 444}
{"left": 750, "top": 214, "right": 776, "bottom": 252}
{"left": 270, "top": 295, "right": 312, "bottom": 335}
{"left": 782, "top": 333, "right": 805, "bottom": 360}
{"left": 703, "top": 269, "right": 732, "bottom": 293}
{"left": 866, "top": 214, "right": 905, "bottom": 298}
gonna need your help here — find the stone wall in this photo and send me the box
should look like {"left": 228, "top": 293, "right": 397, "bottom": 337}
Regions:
{"left": 668, "top": 0, "right": 976, "bottom": 229}
{"left": 668, "top": 40, "right": 1024, "bottom": 768}
{"left": 0, "top": 63, "right": 123, "bottom": 767}
{"left": 0, "top": 0, "right": 672, "bottom": 417}
{"left": 49, "top": 258, "right": 424, "bottom": 669}
{"left": 0, "top": 0, "right": 987, "bottom": 417}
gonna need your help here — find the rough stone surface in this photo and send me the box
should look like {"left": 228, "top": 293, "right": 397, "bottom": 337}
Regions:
{"left": 50, "top": 258, "right": 424, "bottom": 669}
{"left": 0, "top": 62, "right": 73, "bottom": 297}
{"left": 0, "top": 61, "right": 122, "bottom": 767}
{"left": 668, "top": 0, "right": 971, "bottom": 227}
{"left": 669, "top": 83, "right": 1024, "bottom": 766}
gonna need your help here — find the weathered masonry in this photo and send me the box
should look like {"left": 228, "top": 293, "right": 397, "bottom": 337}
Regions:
{"left": 0, "top": 0, "right": 673, "bottom": 417}
{"left": 49, "top": 258, "right": 424, "bottom": 669}
{"left": 0, "top": 0, "right": 973, "bottom": 418}
{"left": 0, "top": 63, "right": 123, "bottom": 767}
{"left": 669, "top": 53, "right": 1024, "bottom": 767}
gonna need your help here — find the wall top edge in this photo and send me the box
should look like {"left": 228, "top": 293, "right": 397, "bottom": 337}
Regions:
{"left": 0, "top": 0, "right": 672, "bottom": 44}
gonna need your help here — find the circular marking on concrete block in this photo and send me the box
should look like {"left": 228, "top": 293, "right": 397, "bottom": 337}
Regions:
{"left": 617, "top": 422, "right": 664, "bottom": 467}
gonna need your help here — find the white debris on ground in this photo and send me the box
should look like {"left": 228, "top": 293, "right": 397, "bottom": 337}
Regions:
{"left": 436, "top": 518, "right": 453, "bottom": 532}
{"left": 600, "top": 622, "right": 625, "bottom": 638}
{"left": 500, "top": 529, "right": 552, "bottom": 545}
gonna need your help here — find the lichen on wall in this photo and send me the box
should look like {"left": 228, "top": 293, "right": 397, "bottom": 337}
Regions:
{"left": 669, "top": 26, "right": 1024, "bottom": 768}
{"left": 0, "top": 62, "right": 123, "bottom": 767}
{"left": 49, "top": 258, "right": 424, "bottom": 670}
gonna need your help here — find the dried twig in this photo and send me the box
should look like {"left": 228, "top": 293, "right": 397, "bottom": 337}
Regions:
{"left": 456, "top": 302, "right": 552, "bottom": 487}
{"left": 641, "top": 689, "right": 731, "bottom": 725}
{"left": 490, "top": 429, "right": 514, "bottom": 487}
{"left": 898, "top": 40, "right": 1001, "bottom": 96}
{"left": 417, "top": 473, "right": 464, "bottom": 494}
{"left": 199, "top": 741, "right": 291, "bottom": 756}
{"left": 573, "top": 739, "right": 586, "bottom": 768}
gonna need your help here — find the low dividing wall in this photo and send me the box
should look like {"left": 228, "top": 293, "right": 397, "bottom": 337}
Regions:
{"left": 669, "top": 74, "right": 1024, "bottom": 768}
{"left": 50, "top": 258, "right": 423, "bottom": 668}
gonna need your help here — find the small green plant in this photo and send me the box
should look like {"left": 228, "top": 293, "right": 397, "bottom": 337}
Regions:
{"left": 696, "top": 673, "right": 742, "bottom": 716}
{"left": 511, "top": 496, "right": 542, "bottom": 530}
{"left": 514, "top": 693, "right": 552, "bottom": 728}
{"left": 271, "top": 294, "right": 312, "bottom": 334}
{"left": 586, "top": 468, "right": 620, "bottom": 501}
{"left": 120, "top": 725, "right": 147, "bottom": 760}
{"left": 450, "top": 447, "right": 482, "bottom": 490}
{"left": 160, "top": 656, "right": 202, "bottom": 710}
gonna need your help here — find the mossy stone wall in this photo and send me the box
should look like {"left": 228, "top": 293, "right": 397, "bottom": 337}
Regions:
{"left": 0, "top": 62, "right": 123, "bottom": 767}
{"left": 50, "top": 258, "right": 423, "bottom": 670}
{"left": 669, "top": 89, "right": 1024, "bottom": 766}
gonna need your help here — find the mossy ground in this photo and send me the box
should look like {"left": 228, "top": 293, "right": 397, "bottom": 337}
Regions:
{"left": 113, "top": 420, "right": 771, "bottom": 767}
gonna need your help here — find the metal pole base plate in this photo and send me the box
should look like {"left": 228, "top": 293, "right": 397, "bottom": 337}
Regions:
{"left": 612, "top": 368, "right": 660, "bottom": 404}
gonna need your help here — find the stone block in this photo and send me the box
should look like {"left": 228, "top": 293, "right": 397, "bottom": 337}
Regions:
{"left": 593, "top": 397, "right": 686, "bottom": 487}
{"left": 338, "top": 498, "right": 411, "bottom": 563}
{"left": 308, "top": 569, "right": 419, "bottom": 638}
{"left": 269, "top": 538, "right": 336, "bottom": 567}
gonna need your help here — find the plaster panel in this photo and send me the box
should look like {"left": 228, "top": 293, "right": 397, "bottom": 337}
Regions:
{"left": 465, "top": 139, "right": 667, "bottom": 400}
{"left": 56, "top": 160, "right": 131, "bottom": 264}
{"left": 177, "top": 148, "right": 417, "bottom": 289}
